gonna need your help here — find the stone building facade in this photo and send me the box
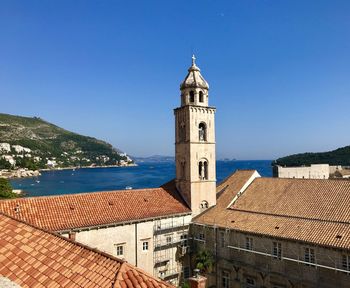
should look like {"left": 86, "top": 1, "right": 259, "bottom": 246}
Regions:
{"left": 192, "top": 171, "right": 350, "bottom": 288}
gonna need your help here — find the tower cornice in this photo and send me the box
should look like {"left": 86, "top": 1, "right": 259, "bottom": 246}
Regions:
{"left": 174, "top": 106, "right": 216, "bottom": 113}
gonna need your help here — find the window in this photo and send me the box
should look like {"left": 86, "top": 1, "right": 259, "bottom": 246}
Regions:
{"left": 199, "top": 91, "right": 204, "bottom": 102}
{"left": 245, "top": 237, "right": 253, "bottom": 250}
{"left": 204, "top": 161, "right": 208, "bottom": 179}
{"left": 199, "top": 160, "right": 208, "bottom": 180}
{"left": 246, "top": 277, "right": 256, "bottom": 287}
{"left": 199, "top": 233, "right": 205, "bottom": 241}
{"left": 342, "top": 255, "right": 350, "bottom": 273}
{"left": 222, "top": 271, "right": 230, "bottom": 288}
{"left": 116, "top": 244, "right": 124, "bottom": 256}
{"left": 183, "top": 266, "right": 190, "bottom": 279}
{"left": 189, "top": 91, "right": 194, "bottom": 102}
{"left": 273, "top": 242, "right": 282, "bottom": 260}
{"left": 143, "top": 241, "right": 149, "bottom": 251}
{"left": 200, "top": 200, "right": 209, "bottom": 210}
{"left": 180, "top": 234, "right": 188, "bottom": 247}
{"left": 304, "top": 247, "right": 315, "bottom": 265}
{"left": 198, "top": 122, "right": 207, "bottom": 141}
{"left": 220, "top": 232, "right": 225, "bottom": 248}
{"left": 166, "top": 236, "right": 172, "bottom": 244}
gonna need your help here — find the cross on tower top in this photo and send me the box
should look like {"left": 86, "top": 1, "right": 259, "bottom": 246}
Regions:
{"left": 192, "top": 54, "right": 196, "bottom": 66}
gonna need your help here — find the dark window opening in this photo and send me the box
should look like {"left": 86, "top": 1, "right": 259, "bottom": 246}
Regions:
{"left": 199, "top": 160, "right": 208, "bottom": 180}
{"left": 189, "top": 91, "right": 195, "bottom": 102}
{"left": 198, "top": 122, "right": 207, "bottom": 141}
{"left": 199, "top": 91, "right": 204, "bottom": 102}
{"left": 200, "top": 200, "right": 209, "bottom": 210}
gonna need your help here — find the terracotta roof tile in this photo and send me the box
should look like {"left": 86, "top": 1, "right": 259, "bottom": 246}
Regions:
{"left": 194, "top": 170, "right": 350, "bottom": 250}
{"left": 0, "top": 180, "right": 190, "bottom": 231}
{"left": 0, "top": 213, "right": 175, "bottom": 288}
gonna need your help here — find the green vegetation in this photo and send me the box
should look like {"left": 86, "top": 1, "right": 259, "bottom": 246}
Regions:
{"left": 0, "top": 158, "right": 11, "bottom": 169}
{"left": 195, "top": 249, "right": 214, "bottom": 274}
{"left": 0, "top": 113, "right": 132, "bottom": 170}
{"left": 274, "top": 145, "right": 350, "bottom": 167}
{"left": 0, "top": 178, "right": 17, "bottom": 199}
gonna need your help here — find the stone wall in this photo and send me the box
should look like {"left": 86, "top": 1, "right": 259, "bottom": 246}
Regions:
{"left": 275, "top": 164, "right": 330, "bottom": 179}
{"left": 190, "top": 224, "right": 350, "bottom": 288}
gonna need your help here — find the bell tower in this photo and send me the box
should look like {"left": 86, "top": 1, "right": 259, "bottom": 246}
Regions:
{"left": 174, "top": 56, "right": 216, "bottom": 216}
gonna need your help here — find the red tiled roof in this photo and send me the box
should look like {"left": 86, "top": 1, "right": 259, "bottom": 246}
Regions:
{"left": 0, "top": 181, "right": 190, "bottom": 232}
{"left": 231, "top": 177, "right": 350, "bottom": 223}
{"left": 194, "top": 171, "right": 350, "bottom": 250}
{"left": 0, "top": 213, "right": 174, "bottom": 288}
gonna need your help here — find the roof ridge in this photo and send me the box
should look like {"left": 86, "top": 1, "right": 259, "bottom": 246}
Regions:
{"left": 1, "top": 187, "right": 166, "bottom": 201}
{"left": 230, "top": 208, "right": 350, "bottom": 225}
{"left": 0, "top": 211, "right": 127, "bottom": 264}
{"left": 217, "top": 169, "right": 256, "bottom": 187}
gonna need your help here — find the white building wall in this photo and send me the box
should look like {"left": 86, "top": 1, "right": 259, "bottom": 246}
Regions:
{"left": 277, "top": 164, "right": 330, "bottom": 179}
{"left": 60, "top": 214, "right": 192, "bottom": 280}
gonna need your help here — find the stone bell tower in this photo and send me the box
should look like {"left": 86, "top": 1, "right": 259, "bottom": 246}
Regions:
{"left": 174, "top": 56, "right": 216, "bottom": 216}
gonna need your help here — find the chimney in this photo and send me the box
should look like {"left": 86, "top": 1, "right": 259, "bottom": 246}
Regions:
{"left": 188, "top": 269, "right": 207, "bottom": 288}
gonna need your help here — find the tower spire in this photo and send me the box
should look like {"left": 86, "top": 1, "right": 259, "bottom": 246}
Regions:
{"left": 192, "top": 54, "right": 196, "bottom": 66}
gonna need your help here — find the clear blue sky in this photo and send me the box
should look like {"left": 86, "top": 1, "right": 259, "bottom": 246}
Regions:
{"left": 1, "top": 1, "right": 349, "bottom": 159}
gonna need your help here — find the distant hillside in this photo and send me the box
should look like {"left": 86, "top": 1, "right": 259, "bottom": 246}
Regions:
{"left": 274, "top": 146, "right": 350, "bottom": 167}
{"left": 0, "top": 113, "right": 133, "bottom": 170}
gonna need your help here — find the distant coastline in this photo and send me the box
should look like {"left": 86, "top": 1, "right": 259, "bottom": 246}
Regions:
{"left": 1, "top": 162, "right": 138, "bottom": 179}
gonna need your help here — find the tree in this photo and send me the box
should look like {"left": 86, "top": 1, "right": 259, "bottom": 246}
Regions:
{"left": 0, "top": 158, "right": 12, "bottom": 170}
{"left": 195, "top": 249, "right": 214, "bottom": 274}
{"left": 0, "top": 178, "right": 17, "bottom": 199}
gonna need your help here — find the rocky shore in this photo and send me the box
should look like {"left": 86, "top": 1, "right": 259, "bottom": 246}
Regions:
{"left": 0, "top": 169, "right": 41, "bottom": 179}
{"left": 0, "top": 163, "right": 138, "bottom": 179}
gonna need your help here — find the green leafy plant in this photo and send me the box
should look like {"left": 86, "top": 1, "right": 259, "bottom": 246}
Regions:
{"left": 195, "top": 249, "right": 214, "bottom": 274}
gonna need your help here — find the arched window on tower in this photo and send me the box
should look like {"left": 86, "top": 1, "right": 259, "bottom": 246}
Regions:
{"left": 199, "top": 91, "right": 204, "bottom": 103}
{"left": 200, "top": 200, "right": 209, "bottom": 210}
{"left": 189, "top": 91, "right": 195, "bottom": 103}
{"left": 198, "top": 122, "right": 207, "bottom": 141}
{"left": 199, "top": 159, "right": 208, "bottom": 180}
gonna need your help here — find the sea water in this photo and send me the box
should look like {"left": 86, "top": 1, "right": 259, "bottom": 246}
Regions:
{"left": 10, "top": 160, "right": 272, "bottom": 197}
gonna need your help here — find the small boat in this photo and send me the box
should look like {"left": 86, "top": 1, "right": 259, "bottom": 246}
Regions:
{"left": 36, "top": 180, "right": 40, "bottom": 183}
{"left": 125, "top": 186, "right": 132, "bottom": 190}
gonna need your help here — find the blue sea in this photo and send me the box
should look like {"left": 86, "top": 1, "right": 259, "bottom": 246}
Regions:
{"left": 10, "top": 160, "right": 272, "bottom": 197}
